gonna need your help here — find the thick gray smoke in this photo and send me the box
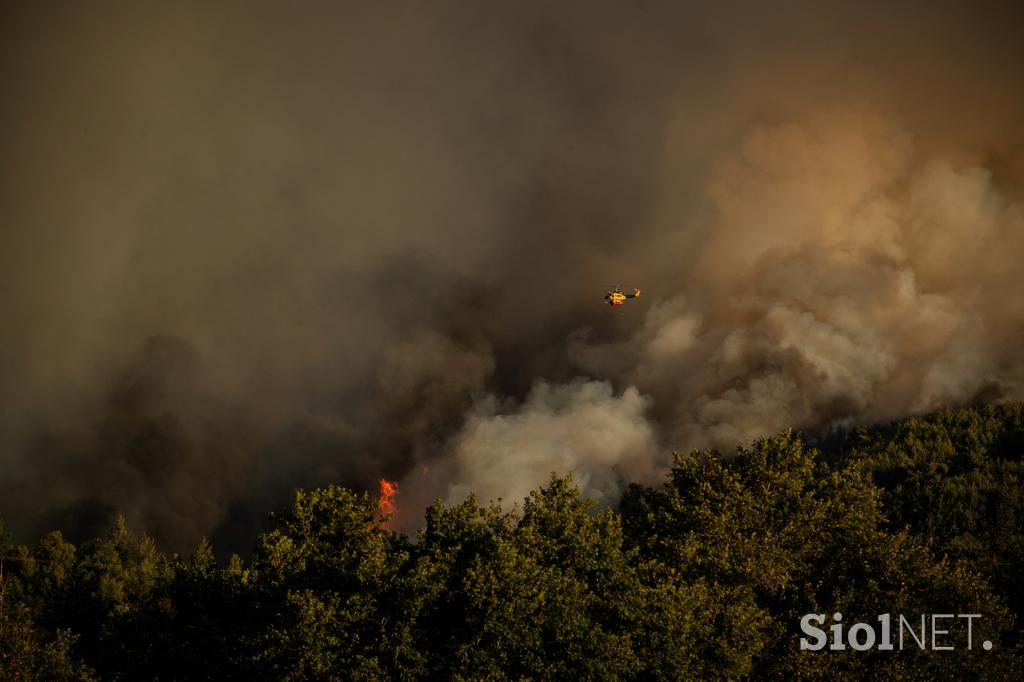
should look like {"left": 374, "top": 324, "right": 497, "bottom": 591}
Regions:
{"left": 2, "top": 1, "right": 1023, "bottom": 548}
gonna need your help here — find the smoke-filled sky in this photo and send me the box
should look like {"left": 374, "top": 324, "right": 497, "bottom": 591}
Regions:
{"left": 2, "top": 0, "right": 1023, "bottom": 551}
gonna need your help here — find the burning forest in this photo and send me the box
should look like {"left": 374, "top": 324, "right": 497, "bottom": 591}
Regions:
{"left": 2, "top": 0, "right": 1024, "bottom": 679}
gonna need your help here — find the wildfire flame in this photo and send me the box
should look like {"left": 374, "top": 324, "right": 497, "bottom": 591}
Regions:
{"left": 378, "top": 478, "right": 398, "bottom": 517}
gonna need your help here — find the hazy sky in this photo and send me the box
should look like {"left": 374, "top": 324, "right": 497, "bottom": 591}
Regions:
{"left": 2, "top": 1, "right": 1023, "bottom": 551}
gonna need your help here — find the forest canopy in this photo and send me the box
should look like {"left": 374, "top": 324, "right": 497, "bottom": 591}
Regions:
{"left": 2, "top": 402, "right": 1023, "bottom": 680}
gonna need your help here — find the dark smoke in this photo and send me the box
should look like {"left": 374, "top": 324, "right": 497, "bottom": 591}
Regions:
{"left": 2, "top": 1, "right": 1023, "bottom": 550}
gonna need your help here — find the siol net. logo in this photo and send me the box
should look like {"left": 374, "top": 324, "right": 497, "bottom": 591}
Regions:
{"left": 800, "top": 613, "right": 992, "bottom": 652}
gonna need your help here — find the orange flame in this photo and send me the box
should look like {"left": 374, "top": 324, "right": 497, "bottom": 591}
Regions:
{"left": 378, "top": 478, "right": 399, "bottom": 517}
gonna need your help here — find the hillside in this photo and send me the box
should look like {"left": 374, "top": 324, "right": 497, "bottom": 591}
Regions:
{"left": 2, "top": 403, "right": 1023, "bottom": 680}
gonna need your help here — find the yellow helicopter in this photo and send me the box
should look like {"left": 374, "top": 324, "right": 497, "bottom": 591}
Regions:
{"left": 604, "top": 287, "right": 641, "bottom": 307}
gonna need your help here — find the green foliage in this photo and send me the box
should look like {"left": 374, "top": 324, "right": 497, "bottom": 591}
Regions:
{"left": 827, "top": 403, "right": 1024, "bottom": 638}
{"left": 426, "top": 478, "right": 642, "bottom": 680}
{"left": 2, "top": 403, "right": 1023, "bottom": 679}
{"left": 231, "top": 486, "right": 408, "bottom": 680}
{"left": 622, "top": 430, "right": 1016, "bottom": 679}
{"left": 0, "top": 602, "right": 95, "bottom": 680}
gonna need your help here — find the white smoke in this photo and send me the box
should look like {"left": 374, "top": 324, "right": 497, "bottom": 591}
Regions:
{"left": 574, "top": 111, "right": 1024, "bottom": 456}
{"left": 441, "top": 109, "right": 1024, "bottom": 511}
{"left": 441, "top": 380, "right": 658, "bottom": 508}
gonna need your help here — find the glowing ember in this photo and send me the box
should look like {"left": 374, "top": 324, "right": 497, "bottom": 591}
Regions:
{"left": 378, "top": 478, "right": 399, "bottom": 517}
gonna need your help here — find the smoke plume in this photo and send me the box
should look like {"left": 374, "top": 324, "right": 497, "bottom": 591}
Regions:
{"left": 2, "top": 1, "right": 1023, "bottom": 549}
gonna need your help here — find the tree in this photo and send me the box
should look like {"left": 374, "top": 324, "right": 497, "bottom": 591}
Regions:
{"left": 246, "top": 485, "right": 411, "bottom": 680}
{"left": 622, "top": 431, "right": 1020, "bottom": 679}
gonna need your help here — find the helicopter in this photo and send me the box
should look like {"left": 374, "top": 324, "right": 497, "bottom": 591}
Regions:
{"left": 604, "top": 287, "right": 641, "bottom": 307}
